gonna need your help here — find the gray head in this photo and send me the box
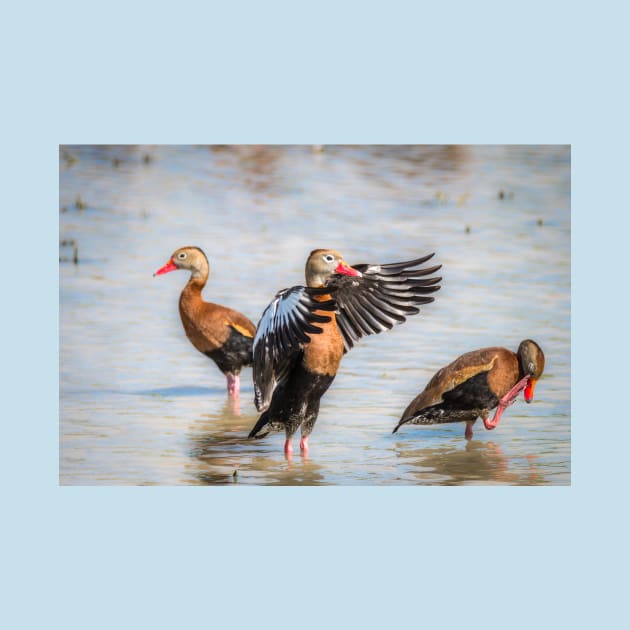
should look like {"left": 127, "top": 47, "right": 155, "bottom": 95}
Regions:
{"left": 305, "top": 248, "right": 360, "bottom": 288}
{"left": 517, "top": 339, "right": 545, "bottom": 402}
{"left": 154, "top": 246, "right": 210, "bottom": 280}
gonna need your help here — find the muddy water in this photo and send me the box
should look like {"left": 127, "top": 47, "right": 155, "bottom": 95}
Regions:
{"left": 59, "top": 145, "right": 570, "bottom": 485}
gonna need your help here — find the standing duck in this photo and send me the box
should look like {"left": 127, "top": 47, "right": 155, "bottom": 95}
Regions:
{"left": 153, "top": 246, "right": 256, "bottom": 397}
{"left": 248, "top": 248, "right": 441, "bottom": 455}
{"left": 393, "top": 339, "right": 545, "bottom": 438}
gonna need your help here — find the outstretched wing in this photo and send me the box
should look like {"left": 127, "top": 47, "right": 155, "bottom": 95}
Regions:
{"left": 253, "top": 285, "right": 336, "bottom": 412}
{"left": 330, "top": 253, "right": 441, "bottom": 352}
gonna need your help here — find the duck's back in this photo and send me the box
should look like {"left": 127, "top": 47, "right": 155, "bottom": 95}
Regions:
{"left": 405, "top": 346, "right": 519, "bottom": 417}
{"left": 179, "top": 285, "right": 255, "bottom": 369}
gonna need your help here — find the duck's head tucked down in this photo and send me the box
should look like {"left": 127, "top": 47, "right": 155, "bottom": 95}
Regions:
{"left": 517, "top": 339, "right": 545, "bottom": 403}
{"left": 305, "top": 249, "right": 361, "bottom": 288}
{"left": 154, "top": 246, "right": 209, "bottom": 281}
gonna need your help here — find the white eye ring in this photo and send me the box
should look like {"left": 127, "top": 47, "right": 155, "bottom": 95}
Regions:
{"left": 324, "top": 254, "right": 334, "bottom": 263}
{"left": 177, "top": 252, "right": 187, "bottom": 260}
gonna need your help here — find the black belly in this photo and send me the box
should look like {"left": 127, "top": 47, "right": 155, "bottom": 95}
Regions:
{"left": 204, "top": 329, "right": 253, "bottom": 375}
{"left": 252, "top": 361, "right": 335, "bottom": 439}
{"left": 414, "top": 371, "right": 499, "bottom": 425}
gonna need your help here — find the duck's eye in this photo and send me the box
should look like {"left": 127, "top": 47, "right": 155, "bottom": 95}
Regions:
{"left": 177, "top": 252, "right": 187, "bottom": 260}
{"left": 323, "top": 254, "right": 335, "bottom": 263}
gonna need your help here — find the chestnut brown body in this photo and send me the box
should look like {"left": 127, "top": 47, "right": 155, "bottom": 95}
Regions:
{"left": 249, "top": 249, "right": 442, "bottom": 454}
{"left": 154, "top": 246, "right": 256, "bottom": 395}
{"left": 394, "top": 340, "right": 545, "bottom": 437}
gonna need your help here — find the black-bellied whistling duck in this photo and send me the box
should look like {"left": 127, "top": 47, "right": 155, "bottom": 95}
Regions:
{"left": 393, "top": 339, "right": 545, "bottom": 439}
{"left": 153, "top": 246, "right": 256, "bottom": 397}
{"left": 248, "top": 248, "right": 442, "bottom": 455}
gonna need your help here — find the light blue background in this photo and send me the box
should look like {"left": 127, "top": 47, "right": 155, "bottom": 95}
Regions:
{"left": 3, "top": 1, "right": 625, "bottom": 628}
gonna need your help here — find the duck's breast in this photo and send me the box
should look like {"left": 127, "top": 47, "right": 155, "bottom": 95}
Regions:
{"left": 302, "top": 304, "right": 344, "bottom": 377}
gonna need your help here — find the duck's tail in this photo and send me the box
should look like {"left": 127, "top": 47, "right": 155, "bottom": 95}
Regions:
{"left": 248, "top": 411, "right": 285, "bottom": 439}
{"left": 392, "top": 416, "right": 411, "bottom": 434}
{"left": 248, "top": 412, "right": 270, "bottom": 439}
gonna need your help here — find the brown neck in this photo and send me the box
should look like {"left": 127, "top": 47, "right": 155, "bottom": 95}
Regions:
{"left": 180, "top": 277, "right": 206, "bottom": 312}
{"left": 185, "top": 273, "right": 207, "bottom": 292}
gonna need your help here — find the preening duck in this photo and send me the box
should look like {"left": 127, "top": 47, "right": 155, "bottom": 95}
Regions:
{"left": 154, "top": 246, "right": 256, "bottom": 397}
{"left": 393, "top": 339, "right": 545, "bottom": 438}
{"left": 248, "top": 248, "right": 442, "bottom": 455}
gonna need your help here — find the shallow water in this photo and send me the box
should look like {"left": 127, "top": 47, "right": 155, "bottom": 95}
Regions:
{"left": 59, "top": 145, "right": 570, "bottom": 485}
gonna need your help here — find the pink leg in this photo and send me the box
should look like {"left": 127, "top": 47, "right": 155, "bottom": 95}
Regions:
{"left": 299, "top": 436, "right": 309, "bottom": 452}
{"left": 499, "top": 375, "right": 529, "bottom": 408}
{"left": 484, "top": 406, "right": 503, "bottom": 430}
{"left": 465, "top": 421, "right": 474, "bottom": 440}
{"left": 484, "top": 375, "right": 530, "bottom": 430}
{"left": 284, "top": 439, "right": 293, "bottom": 458}
{"left": 226, "top": 373, "right": 240, "bottom": 396}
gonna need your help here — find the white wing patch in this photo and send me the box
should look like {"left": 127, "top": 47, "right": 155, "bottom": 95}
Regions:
{"left": 253, "top": 288, "right": 303, "bottom": 353}
{"left": 253, "top": 286, "right": 335, "bottom": 412}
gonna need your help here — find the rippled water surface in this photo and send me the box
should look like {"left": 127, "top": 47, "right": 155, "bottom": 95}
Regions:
{"left": 59, "top": 145, "right": 570, "bottom": 485}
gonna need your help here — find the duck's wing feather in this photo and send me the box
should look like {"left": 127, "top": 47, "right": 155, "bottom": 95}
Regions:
{"left": 330, "top": 253, "right": 442, "bottom": 352}
{"left": 400, "top": 348, "right": 501, "bottom": 420}
{"left": 253, "top": 285, "right": 336, "bottom": 412}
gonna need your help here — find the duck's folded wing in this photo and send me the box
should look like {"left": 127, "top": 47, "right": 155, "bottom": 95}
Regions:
{"left": 402, "top": 355, "right": 497, "bottom": 421}
{"left": 330, "top": 253, "right": 442, "bottom": 352}
{"left": 253, "top": 285, "right": 336, "bottom": 412}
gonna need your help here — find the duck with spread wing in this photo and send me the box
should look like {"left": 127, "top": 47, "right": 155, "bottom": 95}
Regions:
{"left": 248, "top": 248, "right": 442, "bottom": 455}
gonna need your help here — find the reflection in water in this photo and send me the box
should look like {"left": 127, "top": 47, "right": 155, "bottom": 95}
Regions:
{"left": 59, "top": 144, "right": 570, "bottom": 485}
{"left": 189, "top": 400, "right": 254, "bottom": 450}
{"left": 135, "top": 385, "right": 227, "bottom": 397}
{"left": 187, "top": 400, "right": 328, "bottom": 485}
{"left": 394, "top": 438, "right": 544, "bottom": 485}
